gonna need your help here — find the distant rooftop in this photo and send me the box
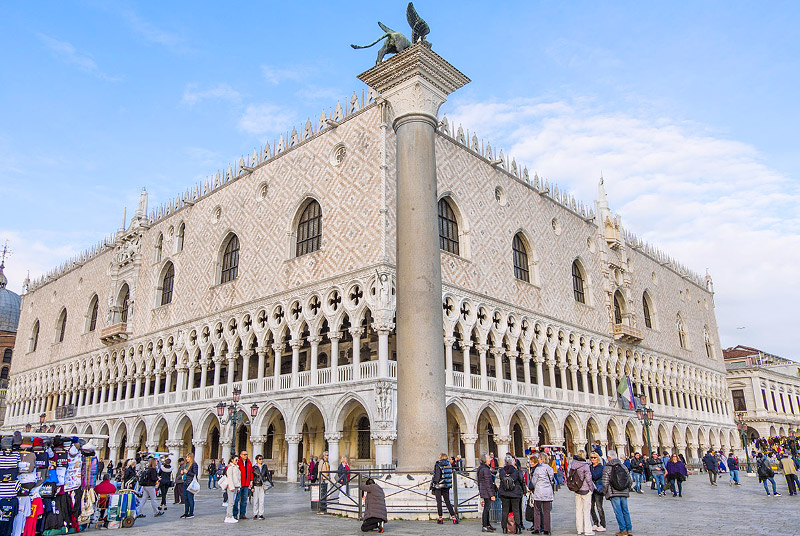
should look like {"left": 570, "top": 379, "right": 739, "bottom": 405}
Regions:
{"left": 724, "top": 344, "right": 799, "bottom": 369}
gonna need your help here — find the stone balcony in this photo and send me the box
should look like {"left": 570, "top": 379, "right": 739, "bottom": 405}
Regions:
{"left": 613, "top": 323, "right": 643, "bottom": 344}
{"left": 99, "top": 322, "right": 128, "bottom": 345}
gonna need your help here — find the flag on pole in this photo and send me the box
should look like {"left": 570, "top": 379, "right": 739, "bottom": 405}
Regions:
{"left": 617, "top": 376, "right": 635, "bottom": 410}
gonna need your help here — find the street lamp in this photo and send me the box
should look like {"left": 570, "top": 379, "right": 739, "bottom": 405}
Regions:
{"left": 215, "top": 388, "right": 255, "bottom": 457}
{"left": 635, "top": 393, "right": 654, "bottom": 456}
{"left": 735, "top": 413, "right": 752, "bottom": 473}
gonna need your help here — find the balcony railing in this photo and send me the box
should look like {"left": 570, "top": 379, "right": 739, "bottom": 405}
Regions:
{"left": 613, "top": 323, "right": 643, "bottom": 344}
{"left": 99, "top": 322, "right": 128, "bottom": 345}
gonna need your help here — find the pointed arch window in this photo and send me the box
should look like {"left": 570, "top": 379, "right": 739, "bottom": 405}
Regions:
{"left": 438, "top": 198, "right": 460, "bottom": 255}
{"left": 704, "top": 327, "right": 714, "bottom": 359}
{"left": 87, "top": 295, "right": 99, "bottom": 332}
{"left": 613, "top": 291, "right": 624, "bottom": 324}
{"left": 119, "top": 287, "right": 129, "bottom": 323}
{"left": 29, "top": 320, "right": 39, "bottom": 352}
{"left": 56, "top": 309, "right": 67, "bottom": 343}
{"left": 512, "top": 233, "right": 530, "bottom": 282}
{"left": 160, "top": 262, "right": 175, "bottom": 306}
{"left": 296, "top": 200, "right": 322, "bottom": 257}
{"left": 642, "top": 292, "right": 653, "bottom": 328}
{"left": 220, "top": 234, "right": 240, "bottom": 283}
{"left": 677, "top": 314, "right": 687, "bottom": 349}
{"left": 572, "top": 260, "right": 586, "bottom": 304}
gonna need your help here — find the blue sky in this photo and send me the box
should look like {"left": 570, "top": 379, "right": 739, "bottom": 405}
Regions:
{"left": 1, "top": 1, "right": 799, "bottom": 356}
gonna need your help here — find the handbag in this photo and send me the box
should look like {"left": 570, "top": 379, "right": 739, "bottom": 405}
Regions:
{"left": 218, "top": 475, "right": 228, "bottom": 490}
{"left": 187, "top": 475, "right": 200, "bottom": 494}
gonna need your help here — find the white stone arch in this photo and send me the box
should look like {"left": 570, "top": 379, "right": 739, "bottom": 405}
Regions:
{"left": 252, "top": 400, "right": 289, "bottom": 435}
{"left": 331, "top": 392, "right": 374, "bottom": 433}
{"left": 437, "top": 191, "right": 471, "bottom": 259}
{"left": 289, "top": 397, "right": 329, "bottom": 436}
{"left": 110, "top": 419, "right": 128, "bottom": 448}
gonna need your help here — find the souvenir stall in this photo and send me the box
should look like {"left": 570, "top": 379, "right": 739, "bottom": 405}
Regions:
{"left": 0, "top": 431, "right": 108, "bottom": 536}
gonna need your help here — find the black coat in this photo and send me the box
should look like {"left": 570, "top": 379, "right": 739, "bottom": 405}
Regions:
{"left": 497, "top": 465, "right": 525, "bottom": 499}
{"left": 477, "top": 463, "right": 494, "bottom": 499}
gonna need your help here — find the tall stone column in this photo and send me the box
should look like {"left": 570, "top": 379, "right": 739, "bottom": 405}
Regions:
{"left": 324, "top": 432, "right": 342, "bottom": 474}
{"left": 350, "top": 327, "right": 363, "bottom": 380}
{"left": 286, "top": 434, "right": 301, "bottom": 483}
{"left": 309, "top": 336, "right": 321, "bottom": 385}
{"left": 329, "top": 335, "right": 340, "bottom": 382}
{"left": 272, "top": 344, "right": 284, "bottom": 386}
{"left": 461, "top": 434, "right": 478, "bottom": 469}
{"left": 290, "top": 340, "right": 301, "bottom": 387}
{"left": 477, "top": 344, "right": 489, "bottom": 390}
{"left": 241, "top": 350, "right": 252, "bottom": 385}
{"left": 376, "top": 326, "right": 392, "bottom": 379}
{"left": 444, "top": 336, "right": 455, "bottom": 386}
{"left": 492, "top": 348, "right": 504, "bottom": 393}
{"left": 495, "top": 435, "right": 511, "bottom": 459}
{"left": 256, "top": 346, "right": 267, "bottom": 383}
{"left": 521, "top": 353, "right": 532, "bottom": 396}
{"left": 193, "top": 440, "right": 207, "bottom": 474}
{"left": 359, "top": 44, "right": 469, "bottom": 471}
{"left": 461, "top": 342, "right": 473, "bottom": 385}
{"left": 372, "top": 431, "right": 396, "bottom": 468}
{"left": 251, "top": 436, "right": 265, "bottom": 459}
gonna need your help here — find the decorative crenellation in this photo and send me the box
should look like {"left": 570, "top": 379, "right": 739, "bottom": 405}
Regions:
{"left": 25, "top": 89, "right": 381, "bottom": 294}
{"left": 437, "top": 114, "right": 708, "bottom": 290}
{"left": 621, "top": 229, "right": 705, "bottom": 288}
{"left": 436, "top": 115, "right": 595, "bottom": 222}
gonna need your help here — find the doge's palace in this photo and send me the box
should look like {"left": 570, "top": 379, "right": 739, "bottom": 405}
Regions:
{"left": 4, "top": 44, "right": 735, "bottom": 481}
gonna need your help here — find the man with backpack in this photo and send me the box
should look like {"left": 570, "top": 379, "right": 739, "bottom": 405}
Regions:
{"left": 567, "top": 451, "right": 595, "bottom": 536}
{"left": 602, "top": 451, "right": 633, "bottom": 536}
{"left": 498, "top": 455, "right": 525, "bottom": 534}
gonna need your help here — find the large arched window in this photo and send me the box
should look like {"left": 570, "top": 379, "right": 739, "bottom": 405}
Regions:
{"left": 642, "top": 292, "right": 653, "bottom": 329}
{"left": 29, "top": 320, "right": 39, "bottom": 352}
{"left": 677, "top": 314, "right": 687, "bottom": 349}
{"left": 220, "top": 234, "right": 240, "bottom": 283}
{"left": 0, "top": 367, "right": 7, "bottom": 380}
{"left": 2, "top": 349, "right": 11, "bottom": 363}
{"left": 613, "top": 291, "right": 624, "bottom": 324}
{"left": 704, "top": 327, "right": 714, "bottom": 358}
{"left": 160, "top": 262, "right": 175, "bottom": 306}
{"left": 118, "top": 285, "right": 130, "bottom": 323}
{"left": 512, "top": 233, "right": 529, "bottom": 283}
{"left": 86, "top": 295, "right": 99, "bottom": 332}
{"left": 438, "top": 198, "right": 460, "bottom": 255}
{"left": 55, "top": 308, "right": 67, "bottom": 343}
{"left": 572, "top": 260, "right": 586, "bottom": 304}
{"left": 296, "top": 200, "right": 322, "bottom": 257}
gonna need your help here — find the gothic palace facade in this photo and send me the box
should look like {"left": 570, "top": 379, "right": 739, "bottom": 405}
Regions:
{"left": 4, "top": 95, "right": 735, "bottom": 480}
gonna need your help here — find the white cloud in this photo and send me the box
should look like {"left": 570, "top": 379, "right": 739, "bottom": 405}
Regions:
{"left": 446, "top": 97, "right": 800, "bottom": 357}
{"left": 37, "top": 33, "right": 119, "bottom": 81}
{"left": 261, "top": 64, "right": 305, "bottom": 85}
{"left": 181, "top": 83, "right": 241, "bottom": 106}
{"left": 120, "top": 9, "right": 186, "bottom": 53}
{"left": 237, "top": 104, "right": 295, "bottom": 136}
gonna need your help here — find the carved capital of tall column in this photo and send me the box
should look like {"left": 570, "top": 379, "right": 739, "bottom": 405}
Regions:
{"left": 307, "top": 336, "right": 322, "bottom": 346}
{"left": 286, "top": 434, "right": 301, "bottom": 445}
{"left": 165, "top": 440, "right": 183, "bottom": 449}
{"left": 358, "top": 43, "right": 470, "bottom": 125}
{"left": 370, "top": 431, "right": 397, "bottom": 445}
{"left": 250, "top": 435, "right": 266, "bottom": 446}
{"left": 461, "top": 433, "right": 478, "bottom": 444}
{"left": 324, "top": 432, "right": 343, "bottom": 443}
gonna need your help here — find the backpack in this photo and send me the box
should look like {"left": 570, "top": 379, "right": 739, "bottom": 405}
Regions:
{"left": 566, "top": 467, "right": 584, "bottom": 492}
{"left": 501, "top": 468, "right": 516, "bottom": 492}
{"left": 609, "top": 464, "right": 629, "bottom": 491}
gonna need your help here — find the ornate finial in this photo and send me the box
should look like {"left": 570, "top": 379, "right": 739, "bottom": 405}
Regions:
{"left": 0, "top": 240, "right": 9, "bottom": 289}
{"left": 350, "top": 2, "right": 429, "bottom": 65}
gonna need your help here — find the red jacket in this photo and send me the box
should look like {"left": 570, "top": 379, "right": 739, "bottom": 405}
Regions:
{"left": 238, "top": 458, "right": 253, "bottom": 487}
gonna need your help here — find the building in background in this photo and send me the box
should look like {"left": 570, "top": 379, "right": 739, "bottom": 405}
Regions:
{"left": 724, "top": 345, "right": 800, "bottom": 443}
{"left": 3, "top": 67, "right": 735, "bottom": 478}
{"left": 0, "top": 255, "right": 21, "bottom": 424}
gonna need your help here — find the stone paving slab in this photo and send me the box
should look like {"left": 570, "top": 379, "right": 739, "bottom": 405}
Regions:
{"left": 119, "top": 474, "right": 798, "bottom": 536}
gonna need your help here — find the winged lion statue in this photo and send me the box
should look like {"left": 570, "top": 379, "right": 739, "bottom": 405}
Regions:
{"left": 351, "top": 2, "right": 430, "bottom": 65}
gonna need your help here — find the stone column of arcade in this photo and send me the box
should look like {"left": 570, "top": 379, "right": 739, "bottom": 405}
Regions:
{"left": 358, "top": 43, "right": 469, "bottom": 472}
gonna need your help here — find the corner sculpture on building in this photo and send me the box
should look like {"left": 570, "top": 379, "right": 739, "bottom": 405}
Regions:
{"left": 4, "top": 32, "right": 735, "bottom": 486}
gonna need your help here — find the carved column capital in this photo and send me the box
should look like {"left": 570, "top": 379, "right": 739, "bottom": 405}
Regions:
{"left": 461, "top": 433, "right": 479, "bottom": 443}
{"left": 324, "top": 432, "right": 343, "bottom": 442}
{"left": 370, "top": 431, "right": 397, "bottom": 444}
{"left": 250, "top": 435, "right": 266, "bottom": 445}
{"left": 307, "top": 336, "right": 322, "bottom": 346}
{"left": 165, "top": 440, "right": 183, "bottom": 449}
{"left": 285, "top": 434, "right": 301, "bottom": 444}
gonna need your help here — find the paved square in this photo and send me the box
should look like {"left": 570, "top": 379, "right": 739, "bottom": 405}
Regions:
{"left": 121, "top": 474, "right": 798, "bottom": 535}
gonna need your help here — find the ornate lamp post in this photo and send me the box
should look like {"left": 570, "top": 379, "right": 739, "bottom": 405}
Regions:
{"left": 215, "top": 388, "right": 258, "bottom": 458}
{"left": 736, "top": 413, "right": 752, "bottom": 472}
{"left": 635, "top": 393, "right": 654, "bottom": 456}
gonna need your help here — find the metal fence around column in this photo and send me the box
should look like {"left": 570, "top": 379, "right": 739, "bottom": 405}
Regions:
{"left": 310, "top": 468, "right": 481, "bottom": 519}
